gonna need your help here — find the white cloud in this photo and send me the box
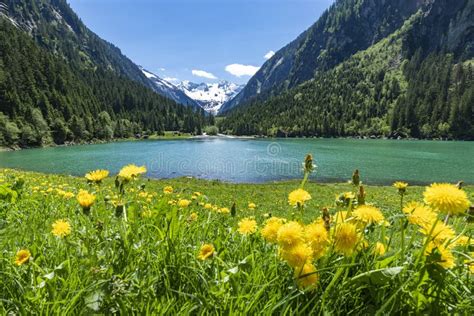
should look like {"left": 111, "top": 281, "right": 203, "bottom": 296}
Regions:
{"left": 192, "top": 69, "right": 217, "bottom": 79}
{"left": 158, "top": 67, "right": 166, "bottom": 71}
{"left": 264, "top": 50, "right": 275, "bottom": 60}
{"left": 225, "top": 64, "right": 260, "bottom": 77}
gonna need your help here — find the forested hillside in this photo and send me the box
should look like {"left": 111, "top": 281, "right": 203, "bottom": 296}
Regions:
{"left": 0, "top": 19, "right": 209, "bottom": 147}
{"left": 2, "top": 0, "right": 155, "bottom": 90}
{"left": 220, "top": 0, "right": 474, "bottom": 140}
{"left": 220, "top": 0, "right": 424, "bottom": 112}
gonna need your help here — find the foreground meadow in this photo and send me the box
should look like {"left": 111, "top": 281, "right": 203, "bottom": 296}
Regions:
{"left": 0, "top": 157, "right": 473, "bottom": 314}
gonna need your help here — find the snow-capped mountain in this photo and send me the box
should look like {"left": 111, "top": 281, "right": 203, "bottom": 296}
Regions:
{"left": 140, "top": 68, "right": 201, "bottom": 109}
{"left": 176, "top": 81, "right": 245, "bottom": 114}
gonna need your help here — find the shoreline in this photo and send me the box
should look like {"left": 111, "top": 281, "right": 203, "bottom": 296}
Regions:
{"left": 2, "top": 133, "right": 472, "bottom": 152}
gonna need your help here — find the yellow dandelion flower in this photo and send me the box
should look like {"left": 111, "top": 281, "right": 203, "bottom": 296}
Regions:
{"left": 280, "top": 243, "right": 313, "bottom": 268}
{"left": 423, "top": 183, "right": 470, "bottom": 215}
{"left": 336, "top": 192, "right": 356, "bottom": 206}
{"left": 452, "top": 235, "right": 471, "bottom": 247}
{"left": 193, "top": 192, "right": 202, "bottom": 196}
{"left": 178, "top": 199, "right": 191, "bottom": 208}
{"left": 198, "top": 244, "right": 215, "bottom": 260}
{"left": 353, "top": 205, "right": 385, "bottom": 225}
{"left": 333, "top": 222, "right": 359, "bottom": 256}
{"left": 118, "top": 164, "right": 147, "bottom": 181}
{"left": 248, "top": 202, "right": 256, "bottom": 209}
{"left": 333, "top": 211, "right": 349, "bottom": 225}
{"left": 288, "top": 189, "right": 311, "bottom": 207}
{"left": 374, "top": 242, "right": 386, "bottom": 256}
{"left": 188, "top": 212, "right": 198, "bottom": 222}
{"left": 218, "top": 207, "right": 230, "bottom": 214}
{"left": 76, "top": 189, "right": 96, "bottom": 209}
{"left": 237, "top": 217, "right": 258, "bottom": 235}
{"left": 261, "top": 217, "right": 286, "bottom": 243}
{"left": 138, "top": 191, "right": 148, "bottom": 198}
{"left": 63, "top": 192, "right": 75, "bottom": 199}
{"left": 402, "top": 202, "right": 438, "bottom": 227}
{"left": 425, "top": 242, "right": 455, "bottom": 269}
{"left": 304, "top": 223, "right": 329, "bottom": 259}
{"left": 419, "top": 220, "right": 455, "bottom": 244}
{"left": 277, "top": 221, "right": 304, "bottom": 249}
{"left": 294, "top": 263, "right": 319, "bottom": 289}
{"left": 85, "top": 169, "right": 109, "bottom": 183}
{"left": 15, "top": 249, "right": 31, "bottom": 266}
{"left": 204, "top": 203, "right": 212, "bottom": 209}
{"left": 52, "top": 219, "right": 71, "bottom": 237}
{"left": 393, "top": 181, "right": 408, "bottom": 194}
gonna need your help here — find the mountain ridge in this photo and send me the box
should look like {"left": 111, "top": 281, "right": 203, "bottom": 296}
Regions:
{"left": 220, "top": 0, "right": 429, "bottom": 113}
{"left": 219, "top": 0, "right": 473, "bottom": 140}
{"left": 177, "top": 80, "right": 244, "bottom": 114}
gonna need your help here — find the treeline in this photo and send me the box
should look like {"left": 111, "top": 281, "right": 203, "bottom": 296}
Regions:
{"left": 0, "top": 20, "right": 210, "bottom": 147}
{"left": 219, "top": 51, "right": 473, "bottom": 140}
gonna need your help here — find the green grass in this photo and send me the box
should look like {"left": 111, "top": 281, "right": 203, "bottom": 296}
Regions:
{"left": 0, "top": 168, "right": 473, "bottom": 314}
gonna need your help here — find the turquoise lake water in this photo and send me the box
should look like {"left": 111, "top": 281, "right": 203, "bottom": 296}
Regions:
{"left": 0, "top": 138, "right": 473, "bottom": 184}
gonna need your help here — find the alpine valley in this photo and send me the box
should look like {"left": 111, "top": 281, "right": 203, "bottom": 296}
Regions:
{"left": 141, "top": 67, "right": 244, "bottom": 115}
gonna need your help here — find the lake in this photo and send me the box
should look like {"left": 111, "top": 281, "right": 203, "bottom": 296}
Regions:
{"left": 0, "top": 138, "right": 473, "bottom": 184}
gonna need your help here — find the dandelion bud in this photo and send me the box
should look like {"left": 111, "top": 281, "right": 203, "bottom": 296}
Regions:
{"left": 322, "top": 207, "right": 331, "bottom": 232}
{"left": 352, "top": 169, "right": 360, "bottom": 186}
{"left": 304, "top": 154, "right": 315, "bottom": 173}
{"left": 231, "top": 202, "right": 237, "bottom": 217}
{"left": 358, "top": 186, "right": 366, "bottom": 205}
{"left": 115, "top": 204, "right": 125, "bottom": 218}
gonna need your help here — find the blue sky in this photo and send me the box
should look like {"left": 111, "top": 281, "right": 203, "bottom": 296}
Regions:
{"left": 68, "top": 0, "right": 334, "bottom": 84}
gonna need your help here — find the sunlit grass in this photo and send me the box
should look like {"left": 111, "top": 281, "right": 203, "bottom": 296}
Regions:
{"left": 0, "top": 161, "right": 472, "bottom": 314}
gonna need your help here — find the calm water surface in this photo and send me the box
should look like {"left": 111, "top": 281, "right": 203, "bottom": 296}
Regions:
{"left": 0, "top": 138, "right": 473, "bottom": 184}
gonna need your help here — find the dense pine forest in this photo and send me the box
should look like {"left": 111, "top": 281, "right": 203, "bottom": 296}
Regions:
{"left": 0, "top": 19, "right": 209, "bottom": 148}
{"left": 219, "top": 52, "right": 473, "bottom": 140}
{"left": 219, "top": 0, "right": 474, "bottom": 140}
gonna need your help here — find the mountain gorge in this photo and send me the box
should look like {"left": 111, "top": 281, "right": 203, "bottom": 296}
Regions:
{"left": 220, "top": 0, "right": 474, "bottom": 140}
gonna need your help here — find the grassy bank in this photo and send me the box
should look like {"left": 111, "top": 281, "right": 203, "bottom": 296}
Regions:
{"left": 0, "top": 167, "right": 473, "bottom": 314}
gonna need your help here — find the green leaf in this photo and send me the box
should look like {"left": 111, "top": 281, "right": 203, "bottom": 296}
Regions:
{"left": 350, "top": 266, "right": 403, "bottom": 286}
{"left": 84, "top": 290, "right": 104, "bottom": 312}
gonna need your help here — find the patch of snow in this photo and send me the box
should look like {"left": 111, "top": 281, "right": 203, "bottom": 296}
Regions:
{"left": 176, "top": 80, "right": 245, "bottom": 114}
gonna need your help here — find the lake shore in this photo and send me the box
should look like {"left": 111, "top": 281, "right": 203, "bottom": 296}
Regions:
{"left": 2, "top": 132, "right": 471, "bottom": 152}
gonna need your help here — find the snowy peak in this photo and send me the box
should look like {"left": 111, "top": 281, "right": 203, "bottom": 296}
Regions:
{"left": 140, "top": 67, "right": 244, "bottom": 114}
{"left": 140, "top": 68, "right": 201, "bottom": 109}
{"left": 176, "top": 80, "right": 244, "bottom": 114}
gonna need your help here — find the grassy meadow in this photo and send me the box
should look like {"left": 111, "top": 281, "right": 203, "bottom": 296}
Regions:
{"left": 0, "top": 161, "right": 473, "bottom": 314}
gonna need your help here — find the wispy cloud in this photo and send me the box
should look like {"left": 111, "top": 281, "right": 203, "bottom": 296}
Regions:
{"left": 225, "top": 64, "right": 260, "bottom": 77}
{"left": 264, "top": 50, "right": 275, "bottom": 60}
{"left": 192, "top": 69, "right": 217, "bottom": 79}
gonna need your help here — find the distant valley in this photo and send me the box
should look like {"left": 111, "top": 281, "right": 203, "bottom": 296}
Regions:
{"left": 141, "top": 68, "right": 243, "bottom": 114}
